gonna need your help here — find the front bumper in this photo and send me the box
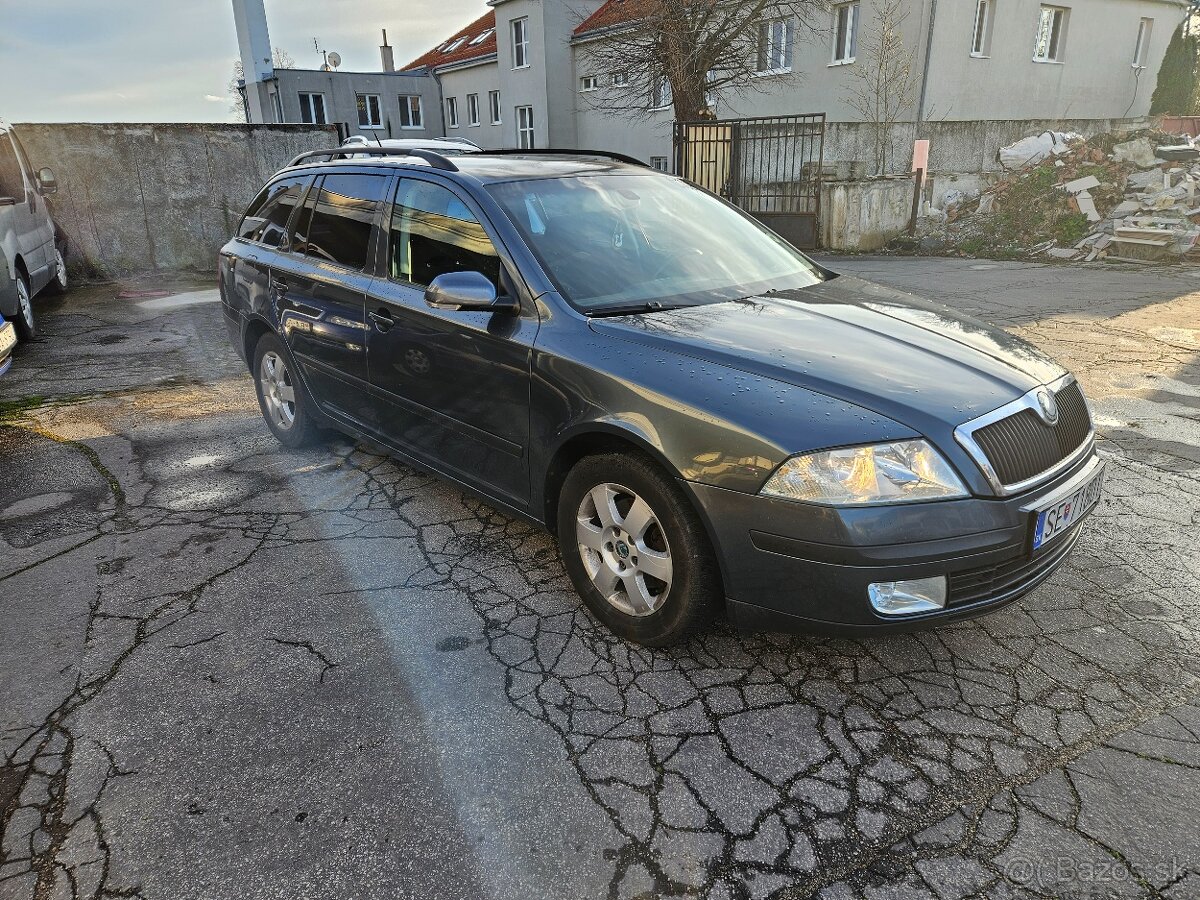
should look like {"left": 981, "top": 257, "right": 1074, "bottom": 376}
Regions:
{"left": 686, "top": 448, "right": 1103, "bottom": 634}
{"left": 0, "top": 321, "right": 15, "bottom": 376}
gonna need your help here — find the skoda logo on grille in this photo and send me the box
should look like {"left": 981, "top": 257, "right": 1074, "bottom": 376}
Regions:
{"left": 1035, "top": 388, "right": 1060, "bottom": 425}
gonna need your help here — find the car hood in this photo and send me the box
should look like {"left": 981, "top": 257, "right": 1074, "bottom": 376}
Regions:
{"left": 587, "top": 275, "right": 1066, "bottom": 438}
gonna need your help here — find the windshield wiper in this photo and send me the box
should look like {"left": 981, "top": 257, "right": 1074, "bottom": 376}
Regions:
{"left": 584, "top": 300, "right": 694, "bottom": 318}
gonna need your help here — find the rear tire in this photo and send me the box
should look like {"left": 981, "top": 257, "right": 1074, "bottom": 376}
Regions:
{"left": 557, "top": 452, "right": 722, "bottom": 646}
{"left": 12, "top": 270, "right": 36, "bottom": 342}
{"left": 42, "top": 246, "right": 68, "bottom": 296}
{"left": 252, "top": 332, "right": 320, "bottom": 448}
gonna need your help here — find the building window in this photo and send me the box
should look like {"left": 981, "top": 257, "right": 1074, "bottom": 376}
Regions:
{"left": 1034, "top": 6, "right": 1068, "bottom": 62}
{"left": 470, "top": 28, "right": 495, "bottom": 46}
{"left": 580, "top": 75, "right": 598, "bottom": 92}
{"left": 650, "top": 156, "right": 670, "bottom": 172}
{"left": 467, "top": 93, "right": 481, "bottom": 126}
{"left": 612, "top": 72, "right": 629, "bottom": 86}
{"left": 446, "top": 97, "right": 459, "bottom": 128}
{"left": 650, "top": 75, "right": 672, "bottom": 109}
{"left": 398, "top": 95, "right": 423, "bottom": 129}
{"left": 356, "top": 93, "right": 383, "bottom": 129}
{"left": 489, "top": 90, "right": 502, "bottom": 124}
{"left": 512, "top": 17, "right": 530, "bottom": 68}
{"left": 1133, "top": 17, "right": 1153, "bottom": 67}
{"left": 971, "top": 0, "right": 994, "bottom": 57}
{"left": 298, "top": 93, "right": 327, "bottom": 125}
{"left": 832, "top": 2, "right": 860, "bottom": 64}
{"left": 516, "top": 105, "right": 535, "bottom": 149}
{"left": 757, "top": 18, "right": 795, "bottom": 73}
{"left": 443, "top": 37, "right": 466, "bottom": 54}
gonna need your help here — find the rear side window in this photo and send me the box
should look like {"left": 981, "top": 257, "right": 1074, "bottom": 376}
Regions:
{"left": 388, "top": 177, "right": 500, "bottom": 288}
{"left": 0, "top": 136, "right": 24, "bottom": 200}
{"left": 238, "top": 176, "right": 309, "bottom": 245}
{"left": 294, "top": 173, "right": 389, "bottom": 270}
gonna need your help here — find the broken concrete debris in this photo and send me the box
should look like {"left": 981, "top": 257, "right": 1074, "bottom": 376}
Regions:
{"left": 906, "top": 129, "right": 1200, "bottom": 263}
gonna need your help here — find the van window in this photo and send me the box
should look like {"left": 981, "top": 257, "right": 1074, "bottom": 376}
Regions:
{"left": 237, "top": 176, "right": 309, "bottom": 246}
{"left": 0, "top": 136, "right": 24, "bottom": 201}
{"left": 389, "top": 178, "right": 500, "bottom": 288}
{"left": 294, "top": 173, "right": 389, "bottom": 270}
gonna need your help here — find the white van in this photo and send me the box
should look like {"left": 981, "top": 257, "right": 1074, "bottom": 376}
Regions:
{"left": 0, "top": 121, "right": 67, "bottom": 341}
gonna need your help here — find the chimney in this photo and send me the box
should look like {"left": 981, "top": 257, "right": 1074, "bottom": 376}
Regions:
{"left": 380, "top": 28, "right": 395, "bottom": 72}
{"left": 231, "top": 0, "right": 276, "bottom": 122}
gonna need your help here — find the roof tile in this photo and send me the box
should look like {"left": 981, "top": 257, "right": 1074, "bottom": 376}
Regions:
{"left": 402, "top": 10, "right": 497, "bottom": 71}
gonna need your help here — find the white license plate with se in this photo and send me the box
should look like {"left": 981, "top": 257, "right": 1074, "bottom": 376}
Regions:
{"left": 1032, "top": 466, "right": 1104, "bottom": 551}
{"left": 0, "top": 323, "right": 15, "bottom": 357}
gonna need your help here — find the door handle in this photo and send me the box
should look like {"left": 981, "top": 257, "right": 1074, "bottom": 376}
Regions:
{"left": 369, "top": 308, "right": 395, "bottom": 331}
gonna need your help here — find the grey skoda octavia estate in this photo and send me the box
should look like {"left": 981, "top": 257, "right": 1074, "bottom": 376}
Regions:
{"left": 219, "top": 147, "right": 1102, "bottom": 646}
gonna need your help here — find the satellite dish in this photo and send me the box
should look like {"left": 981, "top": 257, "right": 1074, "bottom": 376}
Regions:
{"left": 327, "top": 51, "right": 342, "bottom": 69}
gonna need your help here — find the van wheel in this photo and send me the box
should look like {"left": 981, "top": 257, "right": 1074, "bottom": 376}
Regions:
{"left": 252, "top": 332, "right": 320, "bottom": 448}
{"left": 12, "top": 270, "right": 36, "bottom": 342}
{"left": 557, "top": 452, "right": 721, "bottom": 646}
{"left": 43, "top": 247, "right": 68, "bottom": 296}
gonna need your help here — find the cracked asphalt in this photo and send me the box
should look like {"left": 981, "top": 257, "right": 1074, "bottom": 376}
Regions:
{"left": 1, "top": 258, "right": 1198, "bottom": 900}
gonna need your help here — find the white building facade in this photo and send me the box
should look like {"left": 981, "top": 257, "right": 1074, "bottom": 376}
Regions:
{"left": 237, "top": 0, "right": 1190, "bottom": 165}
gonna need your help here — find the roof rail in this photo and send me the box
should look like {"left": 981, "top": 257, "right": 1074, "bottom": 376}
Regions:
{"left": 285, "top": 146, "right": 459, "bottom": 172}
{"left": 472, "top": 148, "right": 649, "bottom": 168}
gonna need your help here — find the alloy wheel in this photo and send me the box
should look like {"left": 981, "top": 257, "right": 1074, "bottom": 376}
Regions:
{"left": 53, "top": 249, "right": 67, "bottom": 291}
{"left": 259, "top": 350, "right": 297, "bottom": 429}
{"left": 576, "top": 482, "right": 673, "bottom": 617}
{"left": 17, "top": 277, "right": 33, "bottom": 331}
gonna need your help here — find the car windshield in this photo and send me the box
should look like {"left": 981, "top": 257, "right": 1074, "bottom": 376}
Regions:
{"left": 486, "top": 173, "right": 825, "bottom": 311}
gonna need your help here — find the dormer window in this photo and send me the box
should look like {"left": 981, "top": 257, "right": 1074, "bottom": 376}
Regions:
{"left": 443, "top": 37, "right": 467, "bottom": 53}
{"left": 470, "top": 28, "right": 495, "bottom": 45}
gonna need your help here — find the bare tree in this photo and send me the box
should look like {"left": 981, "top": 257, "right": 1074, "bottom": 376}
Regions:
{"left": 841, "top": 0, "right": 917, "bottom": 175}
{"left": 227, "top": 48, "right": 297, "bottom": 123}
{"left": 574, "top": 0, "right": 830, "bottom": 122}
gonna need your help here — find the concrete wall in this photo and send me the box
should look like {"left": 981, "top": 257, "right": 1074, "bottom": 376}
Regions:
{"left": 14, "top": 122, "right": 337, "bottom": 276}
{"left": 824, "top": 115, "right": 1156, "bottom": 176}
{"left": 821, "top": 177, "right": 916, "bottom": 251}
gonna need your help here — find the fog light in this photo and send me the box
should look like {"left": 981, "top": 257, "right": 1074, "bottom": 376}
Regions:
{"left": 868, "top": 576, "right": 947, "bottom": 616}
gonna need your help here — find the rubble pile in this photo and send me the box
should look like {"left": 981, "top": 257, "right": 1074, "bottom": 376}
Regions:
{"left": 913, "top": 129, "right": 1200, "bottom": 263}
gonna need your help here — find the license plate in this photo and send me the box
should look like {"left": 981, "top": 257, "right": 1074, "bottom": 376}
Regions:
{"left": 1032, "top": 466, "right": 1104, "bottom": 551}
{"left": 0, "top": 323, "right": 14, "bottom": 357}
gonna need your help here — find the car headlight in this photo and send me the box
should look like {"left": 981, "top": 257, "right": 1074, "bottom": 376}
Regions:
{"left": 760, "top": 440, "right": 967, "bottom": 505}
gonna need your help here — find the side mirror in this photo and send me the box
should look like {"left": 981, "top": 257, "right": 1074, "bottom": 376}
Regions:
{"left": 425, "top": 271, "right": 517, "bottom": 312}
{"left": 36, "top": 167, "right": 57, "bottom": 195}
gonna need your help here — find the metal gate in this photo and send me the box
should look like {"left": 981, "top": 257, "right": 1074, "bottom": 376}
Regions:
{"left": 673, "top": 113, "right": 825, "bottom": 249}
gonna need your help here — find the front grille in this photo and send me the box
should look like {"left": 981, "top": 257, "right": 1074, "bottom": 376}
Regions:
{"left": 948, "top": 527, "right": 1080, "bottom": 606}
{"left": 972, "top": 381, "right": 1090, "bottom": 487}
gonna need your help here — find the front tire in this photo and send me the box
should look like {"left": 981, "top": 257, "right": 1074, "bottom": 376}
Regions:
{"left": 557, "top": 452, "right": 722, "bottom": 646}
{"left": 12, "top": 270, "right": 36, "bottom": 342}
{"left": 252, "top": 332, "right": 320, "bottom": 448}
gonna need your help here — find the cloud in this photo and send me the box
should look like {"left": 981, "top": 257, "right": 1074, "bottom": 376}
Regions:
{"left": 204, "top": 94, "right": 225, "bottom": 102}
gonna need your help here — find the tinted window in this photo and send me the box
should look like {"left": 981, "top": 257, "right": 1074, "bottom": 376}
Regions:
{"left": 238, "top": 176, "right": 309, "bottom": 245}
{"left": 389, "top": 178, "right": 500, "bottom": 288}
{"left": 295, "top": 173, "right": 388, "bottom": 270}
{"left": 0, "top": 136, "right": 23, "bottom": 200}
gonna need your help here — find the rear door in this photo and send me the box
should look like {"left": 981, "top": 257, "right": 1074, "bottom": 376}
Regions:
{"left": 364, "top": 174, "right": 538, "bottom": 506}
{"left": 275, "top": 171, "right": 392, "bottom": 430}
{"left": 223, "top": 173, "right": 312, "bottom": 347}
{"left": 0, "top": 131, "right": 47, "bottom": 286}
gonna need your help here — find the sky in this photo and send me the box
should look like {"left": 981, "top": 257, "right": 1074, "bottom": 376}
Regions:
{"left": 0, "top": 0, "right": 485, "bottom": 123}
